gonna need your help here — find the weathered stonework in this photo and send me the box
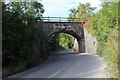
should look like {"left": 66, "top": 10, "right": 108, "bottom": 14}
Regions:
{"left": 42, "top": 22, "right": 85, "bottom": 53}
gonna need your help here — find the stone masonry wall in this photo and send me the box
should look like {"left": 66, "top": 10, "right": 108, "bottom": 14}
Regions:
{"left": 84, "top": 28, "right": 98, "bottom": 53}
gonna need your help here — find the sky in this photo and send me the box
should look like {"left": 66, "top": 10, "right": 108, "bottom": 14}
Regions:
{"left": 41, "top": 0, "right": 102, "bottom": 17}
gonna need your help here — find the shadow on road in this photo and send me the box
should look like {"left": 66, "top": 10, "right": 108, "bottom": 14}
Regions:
{"left": 7, "top": 50, "right": 106, "bottom": 78}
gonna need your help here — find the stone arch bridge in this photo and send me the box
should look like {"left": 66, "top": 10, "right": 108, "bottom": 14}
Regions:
{"left": 41, "top": 17, "right": 86, "bottom": 53}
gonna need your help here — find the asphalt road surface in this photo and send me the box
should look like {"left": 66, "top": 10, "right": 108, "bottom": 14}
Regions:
{"left": 8, "top": 50, "right": 106, "bottom": 78}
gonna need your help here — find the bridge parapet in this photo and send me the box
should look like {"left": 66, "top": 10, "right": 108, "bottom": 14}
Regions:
{"left": 41, "top": 17, "right": 83, "bottom": 22}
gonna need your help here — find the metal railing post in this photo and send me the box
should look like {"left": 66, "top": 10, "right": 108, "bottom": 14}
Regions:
{"left": 48, "top": 16, "right": 50, "bottom": 22}
{"left": 59, "top": 17, "right": 61, "bottom": 22}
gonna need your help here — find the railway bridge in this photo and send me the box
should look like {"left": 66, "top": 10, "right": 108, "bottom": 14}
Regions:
{"left": 41, "top": 17, "right": 86, "bottom": 53}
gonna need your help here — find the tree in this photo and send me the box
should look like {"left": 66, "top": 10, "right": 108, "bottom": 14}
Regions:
{"left": 68, "top": 3, "right": 95, "bottom": 21}
{"left": 2, "top": 2, "right": 45, "bottom": 77}
{"left": 68, "top": 3, "right": 95, "bottom": 32}
{"left": 90, "top": 2, "right": 118, "bottom": 77}
{"left": 69, "top": 2, "right": 118, "bottom": 77}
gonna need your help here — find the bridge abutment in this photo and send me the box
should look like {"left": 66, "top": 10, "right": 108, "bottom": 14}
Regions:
{"left": 78, "top": 38, "right": 85, "bottom": 53}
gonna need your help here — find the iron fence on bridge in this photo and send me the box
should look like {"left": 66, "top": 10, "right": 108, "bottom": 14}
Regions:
{"left": 41, "top": 17, "right": 82, "bottom": 22}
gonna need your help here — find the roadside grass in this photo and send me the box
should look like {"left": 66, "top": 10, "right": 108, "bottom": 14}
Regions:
{"left": 98, "top": 29, "right": 118, "bottom": 78}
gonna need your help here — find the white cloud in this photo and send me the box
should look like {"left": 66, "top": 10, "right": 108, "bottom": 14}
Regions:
{"left": 41, "top": 0, "right": 102, "bottom": 17}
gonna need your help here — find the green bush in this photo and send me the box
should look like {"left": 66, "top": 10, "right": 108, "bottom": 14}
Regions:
{"left": 90, "top": 2, "right": 118, "bottom": 78}
{"left": 2, "top": 2, "right": 46, "bottom": 77}
{"left": 47, "top": 33, "right": 75, "bottom": 52}
{"left": 68, "top": 2, "right": 118, "bottom": 78}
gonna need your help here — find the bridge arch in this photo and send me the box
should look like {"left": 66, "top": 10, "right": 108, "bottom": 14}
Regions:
{"left": 42, "top": 20, "right": 85, "bottom": 53}
{"left": 46, "top": 29, "right": 85, "bottom": 53}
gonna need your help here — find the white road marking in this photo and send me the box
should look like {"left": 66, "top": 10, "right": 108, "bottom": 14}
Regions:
{"left": 49, "top": 71, "right": 61, "bottom": 78}
{"left": 94, "top": 55, "right": 99, "bottom": 56}
{"left": 49, "top": 59, "right": 73, "bottom": 78}
{"left": 78, "top": 53, "right": 90, "bottom": 55}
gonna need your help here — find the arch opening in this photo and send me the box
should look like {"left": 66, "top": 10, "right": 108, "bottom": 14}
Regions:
{"left": 46, "top": 30, "right": 82, "bottom": 53}
{"left": 57, "top": 33, "right": 75, "bottom": 50}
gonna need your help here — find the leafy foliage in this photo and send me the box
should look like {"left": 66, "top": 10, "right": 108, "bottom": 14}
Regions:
{"left": 90, "top": 2, "right": 118, "bottom": 78}
{"left": 69, "top": 2, "right": 118, "bottom": 78}
{"left": 91, "top": 2, "right": 118, "bottom": 42}
{"left": 59, "top": 33, "right": 74, "bottom": 49}
{"left": 69, "top": 3, "right": 95, "bottom": 21}
{"left": 2, "top": 2, "right": 45, "bottom": 77}
{"left": 47, "top": 34, "right": 60, "bottom": 52}
{"left": 47, "top": 33, "right": 75, "bottom": 52}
